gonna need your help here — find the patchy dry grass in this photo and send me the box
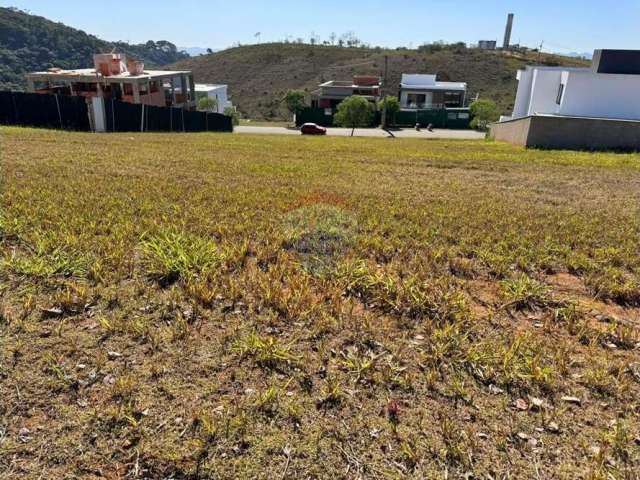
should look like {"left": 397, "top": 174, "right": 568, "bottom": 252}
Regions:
{"left": 1, "top": 127, "right": 639, "bottom": 479}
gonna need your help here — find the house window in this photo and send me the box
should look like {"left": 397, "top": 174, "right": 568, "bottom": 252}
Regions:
{"left": 149, "top": 81, "right": 159, "bottom": 93}
{"left": 457, "top": 112, "right": 470, "bottom": 119}
{"left": 123, "top": 83, "right": 134, "bottom": 96}
{"left": 444, "top": 91, "right": 463, "bottom": 107}
{"left": 407, "top": 93, "right": 426, "bottom": 107}
{"left": 353, "top": 88, "right": 375, "bottom": 95}
{"left": 556, "top": 84, "right": 565, "bottom": 105}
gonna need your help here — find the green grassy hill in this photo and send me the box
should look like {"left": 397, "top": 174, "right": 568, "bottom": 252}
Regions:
{"left": 0, "top": 7, "right": 189, "bottom": 90}
{"left": 171, "top": 43, "right": 589, "bottom": 119}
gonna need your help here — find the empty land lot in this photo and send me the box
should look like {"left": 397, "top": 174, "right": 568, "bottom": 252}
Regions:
{"left": 1, "top": 127, "right": 639, "bottom": 479}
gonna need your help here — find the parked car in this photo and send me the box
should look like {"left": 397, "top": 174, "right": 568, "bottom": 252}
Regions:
{"left": 300, "top": 123, "right": 327, "bottom": 135}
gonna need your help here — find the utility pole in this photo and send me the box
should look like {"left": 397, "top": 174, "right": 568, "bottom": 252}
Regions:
{"left": 381, "top": 55, "right": 389, "bottom": 130}
{"left": 538, "top": 41, "right": 544, "bottom": 62}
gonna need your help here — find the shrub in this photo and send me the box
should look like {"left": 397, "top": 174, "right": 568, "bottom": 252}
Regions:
{"left": 223, "top": 106, "right": 240, "bottom": 126}
{"left": 197, "top": 96, "right": 218, "bottom": 112}
{"left": 469, "top": 99, "right": 499, "bottom": 131}
{"left": 378, "top": 96, "right": 400, "bottom": 128}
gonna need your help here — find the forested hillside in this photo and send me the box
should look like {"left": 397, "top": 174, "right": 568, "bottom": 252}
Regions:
{"left": 0, "top": 7, "right": 188, "bottom": 90}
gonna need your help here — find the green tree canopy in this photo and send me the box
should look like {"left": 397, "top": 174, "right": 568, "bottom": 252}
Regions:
{"left": 197, "top": 96, "right": 218, "bottom": 112}
{"left": 469, "top": 99, "right": 500, "bottom": 131}
{"left": 284, "top": 90, "right": 307, "bottom": 120}
{"left": 378, "top": 96, "right": 400, "bottom": 128}
{"left": 333, "top": 96, "right": 374, "bottom": 136}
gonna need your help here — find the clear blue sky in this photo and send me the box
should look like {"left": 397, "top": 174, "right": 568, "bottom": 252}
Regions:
{"left": 4, "top": 0, "right": 640, "bottom": 54}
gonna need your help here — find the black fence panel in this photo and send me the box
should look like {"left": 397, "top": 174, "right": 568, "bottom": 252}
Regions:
{"left": 171, "top": 108, "right": 183, "bottom": 132}
{"left": 59, "top": 96, "right": 91, "bottom": 130}
{"left": 105, "top": 99, "right": 143, "bottom": 132}
{"left": 0, "top": 91, "right": 17, "bottom": 125}
{"left": 0, "top": 91, "right": 90, "bottom": 131}
{"left": 0, "top": 91, "right": 232, "bottom": 133}
{"left": 183, "top": 110, "right": 206, "bottom": 132}
{"left": 145, "top": 105, "right": 172, "bottom": 132}
{"left": 206, "top": 112, "right": 233, "bottom": 132}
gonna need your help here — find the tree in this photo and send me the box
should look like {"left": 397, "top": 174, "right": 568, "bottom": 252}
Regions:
{"left": 223, "top": 107, "right": 240, "bottom": 126}
{"left": 378, "top": 96, "right": 400, "bottom": 128}
{"left": 469, "top": 99, "right": 499, "bottom": 131}
{"left": 206, "top": 48, "right": 213, "bottom": 54}
{"left": 333, "top": 96, "right": 374, "bottom": 136}
{"left": 284, "top": 90, "right": 306, "bottom": 122}
{"left": 197, "top": 96, "right": 218, "bottom": 112}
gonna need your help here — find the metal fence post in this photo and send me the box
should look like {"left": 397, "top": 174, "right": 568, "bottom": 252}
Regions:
{"left": 54, "top": 94, "right": 63, "bottom": 129}
{"left": 111, "top": 99, "right": 116, "bottom": 132}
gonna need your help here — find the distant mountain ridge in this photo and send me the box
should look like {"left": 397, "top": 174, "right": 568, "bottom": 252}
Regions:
{"left": 564, "top": 51, "right": 593, "bottom": 60}
{"left": 0, "top": 7, "right": 189, "bottom": 90}
{"left": 180, "top": 47, "right": 219, "bottom": 57}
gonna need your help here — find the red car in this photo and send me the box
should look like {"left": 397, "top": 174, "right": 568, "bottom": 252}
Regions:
{"left": 300, "top": 123, "right": 327, "bottom": 135}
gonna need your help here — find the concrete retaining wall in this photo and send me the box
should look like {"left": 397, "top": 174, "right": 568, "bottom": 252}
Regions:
{"left": 490, "top": 115, "right": 640, "bottom": 150}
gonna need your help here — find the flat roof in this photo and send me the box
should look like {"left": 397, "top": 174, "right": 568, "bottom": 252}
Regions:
{"left": 400, "top": 73, "right": 466, "bottom": 91}
{"left": 519, "top": 65, "right": 590, "bottom": 73}
{"left": 195, "top": 83, "right": 228, "bottom": 91}
{"left": 319, "top": 80, "right": 380, "bottom": 88}
{"left": 400, "top": 82, "right": 467, "bottom": 91}
{"left": 26, "top": 68, "right": 192, "bottom": 82}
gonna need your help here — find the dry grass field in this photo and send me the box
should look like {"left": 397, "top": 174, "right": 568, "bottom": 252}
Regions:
{"left": 1, "top": 127, "right": 639, "bottom": 479}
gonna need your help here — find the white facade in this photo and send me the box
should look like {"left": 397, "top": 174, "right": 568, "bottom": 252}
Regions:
{"left": 509, "top": 65, "right": 640, "bottom": 121}
{"left": 399, "top": 74, "right": 467, "bottom": 109}
{"left": 195, "top": 84, "right": 231, "bottom": 113}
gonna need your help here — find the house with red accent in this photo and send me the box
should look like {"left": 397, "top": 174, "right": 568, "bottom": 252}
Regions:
{"left": 26, "top": 53, "right": 196, "bottom": 110}
{"left": 311, "top": 75, "right": 381, "bottom": 110}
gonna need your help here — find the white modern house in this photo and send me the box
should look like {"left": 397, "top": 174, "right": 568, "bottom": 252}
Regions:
{"left": 506, "top": 66, "right": 640, "bottom": 122}
{"left": 399, "top": 74, "right": 467, "bottom": 110}
{"left": 195, "top": 84, "right": 231, "bottom": 113}
{"left": 491, "top": 49, "right": 640, "bottom": 150}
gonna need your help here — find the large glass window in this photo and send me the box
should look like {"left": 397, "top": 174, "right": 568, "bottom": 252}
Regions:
{"left": 407, "top": 93, "right": 426, "bottom": 106}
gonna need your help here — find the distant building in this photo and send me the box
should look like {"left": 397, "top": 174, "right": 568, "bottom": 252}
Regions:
{"left": 399, "top": 74, "right": 467, "bottom": 110}
{"left": 195, "top": 84, "right": 231, "bottom": 113}
{"left": 26, "top": 53, "right": 196, "bottom": 109}
{"left": 311, "top": 76, "right": 381, "bottom": 110}
{"left": 478, "top": 40, "right": 497, "bottom": 50}
{"left": 491, "top": 49, "right": 640, "bottom": 150}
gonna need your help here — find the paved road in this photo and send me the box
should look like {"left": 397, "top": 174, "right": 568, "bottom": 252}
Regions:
{"left": 235, "top": 125, "right": 485, "bottom": 140}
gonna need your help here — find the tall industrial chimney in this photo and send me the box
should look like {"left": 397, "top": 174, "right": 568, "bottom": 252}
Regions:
{"left": 503, "top": 13, "right": 514, "bottom": 49}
